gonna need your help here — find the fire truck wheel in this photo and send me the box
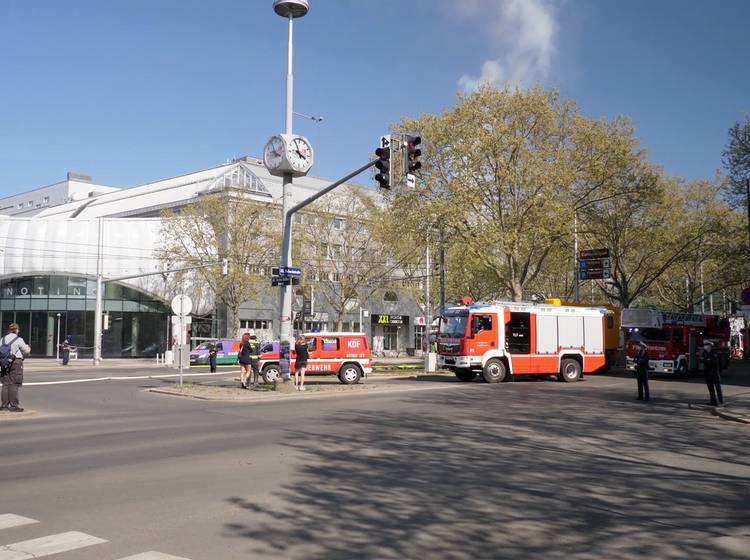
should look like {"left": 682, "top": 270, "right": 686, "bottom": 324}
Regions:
{"left": 261, "top": 364, "right": 281, "bottom": 384}
{"left": 559, "top": 359, "right": 582, "bottom": 382}
{"left": 454, "top": 369, "right": 477, "bottom": 382}
{"left": 482, "top": 359, "right": 507, "bottom": 383}
{"left": 338, "top": 363, "right": 363, "bottom": 385}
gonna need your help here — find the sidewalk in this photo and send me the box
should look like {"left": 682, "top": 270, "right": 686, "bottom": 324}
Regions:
{"left": 23, "top": 358, "right": 161, "bottom": 372}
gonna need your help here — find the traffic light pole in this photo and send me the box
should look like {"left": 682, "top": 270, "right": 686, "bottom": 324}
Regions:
{"left": 277, "top": 157, "right": 380, "bottom": 381}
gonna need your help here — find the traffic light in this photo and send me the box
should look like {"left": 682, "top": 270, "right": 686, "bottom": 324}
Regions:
{"left": 375, "top": 146, "right": 392, "bottom": 189}
{"left": 403, "top": 134, "right": 422, "bottom": 175}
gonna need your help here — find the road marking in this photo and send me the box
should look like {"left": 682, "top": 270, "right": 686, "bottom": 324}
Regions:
{"left": 0, "top": 515, "right": 37, "bottom": 531}
{"left": 0, "top": 531, "right": 107, "bottom": 559}
{"left": 116, "top": 552, "right": 192, "bottom": 560}
{"left": 25, "top": 371, "right": 233, "bottom": 386}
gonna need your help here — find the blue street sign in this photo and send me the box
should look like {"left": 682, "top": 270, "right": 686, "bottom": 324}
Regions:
{"left": 279, "top": 266, "right": 302, "bottom": 277}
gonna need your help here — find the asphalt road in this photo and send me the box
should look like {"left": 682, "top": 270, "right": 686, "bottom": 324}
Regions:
{"left": 1, "top": 364, "right": 749, "bottom": 559}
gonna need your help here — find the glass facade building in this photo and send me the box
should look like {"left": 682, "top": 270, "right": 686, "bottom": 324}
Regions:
{"left": 0, "top": 275, "right": 170, "bottom": 358}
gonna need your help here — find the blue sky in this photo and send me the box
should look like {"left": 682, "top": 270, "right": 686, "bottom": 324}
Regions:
{"left": 1, "top": 0, "right": 748, "bottom": 194}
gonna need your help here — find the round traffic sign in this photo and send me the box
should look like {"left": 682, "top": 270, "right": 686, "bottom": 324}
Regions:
{"left": 171, "top": 294, "right": 193, "bottom": 316}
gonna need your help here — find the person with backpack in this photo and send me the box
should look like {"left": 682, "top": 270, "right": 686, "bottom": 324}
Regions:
{"left": 0, "top": 323, "right": 31, "bottom": 413}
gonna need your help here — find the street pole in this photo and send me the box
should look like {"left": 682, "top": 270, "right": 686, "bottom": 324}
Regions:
{"left": 277, "top": 13, "right": 295, "bottom": 383}
{"left": 424, "top": 240, "right": 433, "bottom": 372}
{"left": 55, "top": 313, "right": 61, "bottom": 361}
{"left": 93, "top": 217, "right": 104, "bottom": 365}
{"left": 573, "top": 211, "right": 580, "bottom": 302}
{"left": 439, "top": 228, "right": 446, "bottom": 316}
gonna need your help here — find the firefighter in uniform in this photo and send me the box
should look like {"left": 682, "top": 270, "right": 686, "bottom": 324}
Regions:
{"left": 635, "top": 340, "right": 650, "bottom": 402}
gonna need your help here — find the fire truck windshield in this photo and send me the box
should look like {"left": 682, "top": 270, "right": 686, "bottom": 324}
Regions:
{"left": 440, "top": 311, "right": 469, "bottom": 338}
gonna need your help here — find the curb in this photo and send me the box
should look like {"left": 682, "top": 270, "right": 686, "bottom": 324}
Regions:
{"left": 688, "top": 402, "right": 750, "bottom": 424}
{"left": 0, "top": 409, "right": 37, "bottom": 420}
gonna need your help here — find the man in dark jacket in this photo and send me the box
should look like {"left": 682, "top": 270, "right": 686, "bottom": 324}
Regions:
{"left": 635, "top": 341, "right": 650, "bottom": 402}
{"left": 1, "top": 323, "right": 31, "bottom": 412}
{"left": 701, "top": 340, "right": 724, "bottom": 406}
{"left": 208, "top": 342, "right": 217, "bottom": 373}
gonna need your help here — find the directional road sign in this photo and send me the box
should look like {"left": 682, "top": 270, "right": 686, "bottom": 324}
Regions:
{"left": 272, "top": 266, "right": 302, "bottom": 277}
{"left": 580, "top": 248, "right": 610, "bottom": 260}
{"left": 272, "top": 276, "right": 292, "bottom": 287}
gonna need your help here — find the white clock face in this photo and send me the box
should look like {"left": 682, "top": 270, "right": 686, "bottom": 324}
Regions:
{"left": 263, "top": 136, "right": 285, "bottom": 170}
{"left": 287, "top": 137, "right": 313, "bottom": 172}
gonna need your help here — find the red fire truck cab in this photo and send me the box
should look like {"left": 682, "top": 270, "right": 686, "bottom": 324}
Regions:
{"left": 437, "top": 302, "right": 609, "bottom": 383}
{"left": 622, "top": 309, "right": 730, "bottom": 375}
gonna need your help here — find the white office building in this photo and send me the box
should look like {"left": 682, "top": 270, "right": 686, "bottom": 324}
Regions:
{"left": 0, "top": 157, "right": 424, "bottom": 358}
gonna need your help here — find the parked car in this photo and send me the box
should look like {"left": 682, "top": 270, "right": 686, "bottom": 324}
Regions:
{"left": 190, "top": 339, "right": 242, "bottom": 365}
{"left": 258, "top": 332, "right": 372, "bottom": 384}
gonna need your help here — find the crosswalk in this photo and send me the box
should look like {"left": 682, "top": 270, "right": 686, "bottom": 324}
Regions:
{"left": 0, "top": 514, "right": 191, "bottom": 560}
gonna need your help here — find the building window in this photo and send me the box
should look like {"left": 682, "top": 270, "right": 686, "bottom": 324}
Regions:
{"left": 27, "top": 201, "right": 33, "bottom": 207}
{"left": 240, "top": 320, "right": 272, "bottom": 330}
{"left": 42, "top": 196, "right": 49, "bottom": 204}
{"left": 415, "top": 325, "right": 426, "bottom": 352}
{"left": 293, "top": 213, "right": 305, "bottom": 225}
{"left": 332, "top": 217, "right": 344, "bottom": 230}
{"left": 383, "top": 325, "right": 399, "bottom": 351}
{"left": 16, "top": 203, "right": 23, "bottom": 209}
{"left": 35, "top": 203, "right": 41, "bottom": 208}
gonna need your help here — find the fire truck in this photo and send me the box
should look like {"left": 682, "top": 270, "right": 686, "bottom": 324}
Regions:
{"left": 437, "top": 302, "right": 609, "bottom": 383}
{"left": 622, "top": 309, "right": 730, "bottom": 375}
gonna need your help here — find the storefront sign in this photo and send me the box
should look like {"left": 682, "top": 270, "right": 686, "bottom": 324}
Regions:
{"left": 372, "top": 314, "right": 409, "bottom": 326}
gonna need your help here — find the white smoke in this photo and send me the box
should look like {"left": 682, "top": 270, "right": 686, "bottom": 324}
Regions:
{"left": 449, "top": 0, "right": 559, "bottom": 91}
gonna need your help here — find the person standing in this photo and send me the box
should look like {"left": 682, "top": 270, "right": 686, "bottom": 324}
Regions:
{"left": 238, "top": 332, "right": 252, "bottom": 389}
{"left": 0, "top": 323, "right": 31, "bottom": 412}
{"left": 635, "top": 340, "right": 650, "bottom": 402}
{"left": 247, "top": 331, "right": 261, "bottom": 388}
{"left": 208, "top": 342, "right": 217, "bottom": 373}
{"left": 61, "top": 339, "right": 72, "bottom": 366}
{"left": 701, "top": 340, "right": 724, "bottom": 406}
{"left": 294, "top": 335, "right": 309, "bottom": 391}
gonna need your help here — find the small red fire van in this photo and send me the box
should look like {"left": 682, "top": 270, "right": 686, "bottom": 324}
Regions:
{"left": 258, "top": 332, "right": 372, "bottom": 384}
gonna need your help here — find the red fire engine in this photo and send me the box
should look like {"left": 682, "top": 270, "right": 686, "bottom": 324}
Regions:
{"left": 437, "top": 302, "right": 609, "bottom": 383}
{"left": 622, "top": 309, "right": 730, "bottom": 375}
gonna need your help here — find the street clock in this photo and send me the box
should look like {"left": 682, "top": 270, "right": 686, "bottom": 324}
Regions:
{"left": 263, "top": 133, "right": 314, "bottom": 177}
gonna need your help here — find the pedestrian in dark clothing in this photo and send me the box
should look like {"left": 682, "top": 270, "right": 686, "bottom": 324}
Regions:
{"left": 61, "top": 339, "right": 72, "bottom": 365}
{"left": 0, "top": 323, "right": 31, "bottom": 412}
{"left": 701, "top": 340, "right": 724, "bottom": 406}
{"left": 238, "top": 331, "right": 261, "bottom": 389}
{"left": 294, "top": 335, "right": 309, "bottom": 391}
{"left": 635, "top": 340, "right": 650, "bottom": 402}
{"left": 208, "top": 342, "right": 218, "bottom": 373}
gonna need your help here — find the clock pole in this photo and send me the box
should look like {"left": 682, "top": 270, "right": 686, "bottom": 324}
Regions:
{"left": 273, "top": 0, "right": 309, "bottom": 384}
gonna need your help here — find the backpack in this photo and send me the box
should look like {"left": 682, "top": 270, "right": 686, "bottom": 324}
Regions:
{"left": 0, "top": 335, "right": 19, "bottom": 375}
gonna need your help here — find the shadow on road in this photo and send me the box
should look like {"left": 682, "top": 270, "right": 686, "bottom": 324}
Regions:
{"left": 222, "top": 387, "right": 750, "bottom": 559}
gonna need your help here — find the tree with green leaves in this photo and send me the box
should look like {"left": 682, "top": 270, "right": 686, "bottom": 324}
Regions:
{"left": 722, "top": 116, "right": 750, "bottom": 207}
{"left": 159, "top": 192, "right": 279, "bottom": 337}
{"left": 295, "top": 187, "right": 416, "bottom": 331}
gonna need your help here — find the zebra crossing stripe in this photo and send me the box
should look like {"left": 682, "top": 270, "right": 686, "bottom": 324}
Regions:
{"left": 0, "top": 531, "right": 107, "bottom": 559}
{"left": 116, "top": 553, "right": 192, "bottom": 560}
{"left": 0, "top": 516, "right": 38, "bottom": 531}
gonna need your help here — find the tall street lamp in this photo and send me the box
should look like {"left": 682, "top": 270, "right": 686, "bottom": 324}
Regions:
{"left": 264, "top": 0, "right": 313, "bottom": 384}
